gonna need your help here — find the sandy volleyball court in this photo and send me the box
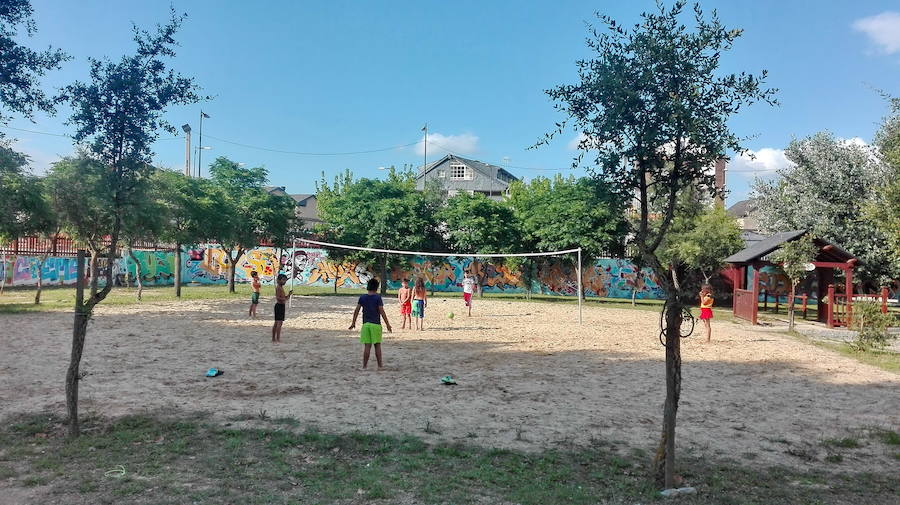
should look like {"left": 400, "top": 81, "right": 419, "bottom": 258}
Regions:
{"left": 1, "top": 295, "right": 897, "bottom": 472}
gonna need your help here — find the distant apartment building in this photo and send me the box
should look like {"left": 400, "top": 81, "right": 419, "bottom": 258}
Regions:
{"left": 415, "top": 154, "right": 519, "bottom": 200}
{"left": 726, "top": 198, "right": 767, "bottom": 247}
{"left": 265, "top": 186, "right": 321, "bottom": 230}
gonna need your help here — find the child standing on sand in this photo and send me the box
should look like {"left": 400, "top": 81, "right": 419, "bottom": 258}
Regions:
{"left": 249, "top": 271, "right": 261, "bottom": 318}
{"left": 412, "top": 277, "right": 428, "bottom": 330}
{"left": 462, "top": 270, "right": 476, "bottom": 317}
{"left": 398, "top": 279, "right": 413, "bottom": 329}
{"left": 272, "top": 273, "right": 292, "bottom": 344}
{"left": 699, "top": 284, "right": 714, "bottom": 342}
{"left": 349, "top": 278, "right": 392, "bottom": 370}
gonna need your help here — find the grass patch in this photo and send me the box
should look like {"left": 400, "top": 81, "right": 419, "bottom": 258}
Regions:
{"left": 784, "top": 331, "right": 900, "bottom": 374}
{"left": 0, "top": 413, "right": 897, "bottom": 505}
{"left": 823, "top": 437, "right": 863, "bottom": 449}
{"left": 0, "top": 282, "right": 701, "bottom": 317}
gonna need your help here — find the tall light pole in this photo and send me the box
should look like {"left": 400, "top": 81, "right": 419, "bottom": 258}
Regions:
{"left": 197, "top": 111, "right": 210, "bottom": 177}
{"left": 421, "top": 123, "right": 427, "bottom": 189}
{"left": 181, "top": 124, "right": 191, "bottom": 177}
{"left": 195, "top": 146, "right": 212, "bottom": 177}
{"left": 501, "top": 156, "right": 511, "bottom": 198}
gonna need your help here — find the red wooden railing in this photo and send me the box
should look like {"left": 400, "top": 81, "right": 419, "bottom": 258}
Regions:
{"left": 827, "top": 286, "right": 889, "bottom": 328}
{"left": 787, "top": 293, "right": 810, "bottom": 320}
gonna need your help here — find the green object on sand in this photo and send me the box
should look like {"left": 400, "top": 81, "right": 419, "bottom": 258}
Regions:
{"left": 441, "top": 375, "right": 457, "bottom": 385}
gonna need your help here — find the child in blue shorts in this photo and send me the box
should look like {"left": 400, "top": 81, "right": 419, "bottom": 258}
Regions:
{"left": 349, "top": 278, "right": 392, "bottom": 370}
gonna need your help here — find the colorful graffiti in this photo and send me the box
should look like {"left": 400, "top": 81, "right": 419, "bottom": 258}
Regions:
{"left": 1, "top": 255, "right": 82, "bottom": 287}
{"left": 1, "top": 248, "right": 665, "bottom": 299}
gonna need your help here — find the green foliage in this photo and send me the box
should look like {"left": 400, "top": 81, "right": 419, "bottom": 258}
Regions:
{"left": 866, "top": 95, "right": 900, "bottom": 272}
{"left": 152, "top": 169, "right": 220, "bottom": 248}
{"left": 753, "top": 131, "right": 896, "bottom": 285}
{"left": 0, "top": 0, "right": 69, "bottom": 131}
{"left": 316, "top": 168, "right": 436, "bottom": 267}
{"left": 44, "top": 156, "right": 115, "bottom": 251}
{"left": 0, "top": 145, "right": 55, "bottom": 243}
{"left": 770, "top": 237, "right": 817, "bottom": 289}
{"left": 119, "top": 168, "right": 166, "bottom": 248}
{"left": 208, "top": 156, "right": 297, "bottom": 250}
{"left": 849, "top": 301, "right": 897, "bottom": 353}
{"left": 658, "top": 205, "right": 743, "bottom": 283}
{"left": 537, "top": 0, "right": 775, "bottom": 297}
{"left": 507, "top": 175, "right": 626, "bottom": 258}
{"left": 438, "top": 192, "right": 520, "bottom": 255}
{"left": 58, "top": 9, "right": 202, "bottom": 169}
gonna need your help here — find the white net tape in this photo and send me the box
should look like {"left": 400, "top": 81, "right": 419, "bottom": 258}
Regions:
{"left": 293, "top": 238, "right": 583, "bottom": 324}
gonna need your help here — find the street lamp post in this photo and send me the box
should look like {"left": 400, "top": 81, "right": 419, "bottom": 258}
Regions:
{"left": 197, "top": 111, "right": 210, "bottom": 177}
{"left": 181, "top": 124, "right": 191, "bottom": 177}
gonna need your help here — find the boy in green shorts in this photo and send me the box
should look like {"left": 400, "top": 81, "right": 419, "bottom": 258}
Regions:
{"left": 349, "top": 278, "right": 392, "bottom": 370}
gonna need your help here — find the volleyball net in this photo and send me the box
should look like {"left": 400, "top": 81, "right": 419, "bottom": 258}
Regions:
{"left": 292, "top": 238, "right": 584, "bottom": 324}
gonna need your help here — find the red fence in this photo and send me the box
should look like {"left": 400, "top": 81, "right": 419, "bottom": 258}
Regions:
{"left": 826, "top": 286, "right": 889, "bottom": 328}
{"left": 0, "top": 236, "right": 173, "bottom": 257}
{"left": 733, "top": 288, "right": 757, "bottom": 324}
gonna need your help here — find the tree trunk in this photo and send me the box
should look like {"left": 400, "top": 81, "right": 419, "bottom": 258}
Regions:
{"left": 227, "top": 248, "right": 243, "bottom": 293}
{"left": 653, "top": 298, "right": 683, "bottom": 489}
{"left": 788, "top": 283, "right": 796, "bottom": 331}
{"left": 89, "top": 250, "right": 99, "bottom": 298}
{"left": 381, "top": 254, "right": 388, "bottom": 295}
{"left": 430, "top": 262, "right": 436, "bottom": 297}
{"left": 65, "top": 250, "right": 87, "bottom": 437}
{"left": 34, "top": 252, "right": 49, "bottom": 304}
{"left": 174, "top": 243, "right": 182, "bottom": 298}
{"left": 128, "top": 248, "right": 143, "bottom": 301}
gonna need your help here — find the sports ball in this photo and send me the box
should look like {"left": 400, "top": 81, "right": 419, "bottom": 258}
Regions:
{"left": 447, "top": 312, "right": 455, "bottom": 319}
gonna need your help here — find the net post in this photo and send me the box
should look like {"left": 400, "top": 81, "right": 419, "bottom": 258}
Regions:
{"left": 577, "top": 248, "right": 583, "bottom": 325}
{"left": 289, "top": 238, "right": 295, "bottom": 308}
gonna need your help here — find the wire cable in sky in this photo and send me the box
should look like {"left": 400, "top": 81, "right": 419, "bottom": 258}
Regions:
{"left": 0, "top": 125, "right": 181, "bottom": 141}
{"left": 204, "top": 134, "right": 420, "bottom": 156}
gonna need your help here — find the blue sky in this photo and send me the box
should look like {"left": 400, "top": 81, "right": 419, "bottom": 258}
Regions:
{"left": 5, "top": 0, "right": 900, "bottom": 204}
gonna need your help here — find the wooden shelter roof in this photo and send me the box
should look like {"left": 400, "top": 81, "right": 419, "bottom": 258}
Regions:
{"left": 724, "top": 230, "right": 856, "bottom": 265}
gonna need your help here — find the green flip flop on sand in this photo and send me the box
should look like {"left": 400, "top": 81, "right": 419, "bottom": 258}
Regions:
{"left": 441, "top": 375, "right": 457, "bottom": 385}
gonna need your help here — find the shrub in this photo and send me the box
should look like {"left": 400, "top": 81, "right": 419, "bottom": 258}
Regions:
{"left": 850, "top": 302, "right": 897, "bottom": 352}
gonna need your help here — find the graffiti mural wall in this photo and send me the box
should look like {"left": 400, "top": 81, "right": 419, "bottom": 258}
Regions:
{"left": 0, "top": 248, "right": 665, "bottom": 299}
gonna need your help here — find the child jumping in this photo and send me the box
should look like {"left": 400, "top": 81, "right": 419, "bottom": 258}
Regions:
{"left": 349, "top": 278, "right": 392, "bottom": 370}
{"left": 699, "top": 284, "right": 714, "bottom": 342}
{"left": 412, "top": 277, "right": 428, "bottom": 330}
{"left": 398, "top": 278, "right": 413, "bottom": 329}
{"left": 462, "top": 270, "right": 476, "bottom": 317}
{"left": 272, "top": 273, "right": 293, "bottom": 344}
{"left": 249, "top": 270, "right": 261, "bottom": 318}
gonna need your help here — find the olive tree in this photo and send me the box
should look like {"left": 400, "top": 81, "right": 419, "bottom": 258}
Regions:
{"left": 537, "top": 1, "right": 775, "bottom": 487}
{"left": 56, "top": 10, "right": 203, "bottom": 436}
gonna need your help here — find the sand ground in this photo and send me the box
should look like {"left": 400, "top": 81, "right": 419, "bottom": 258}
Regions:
{"left": 1, "top": 295, "right": 897, "bottom": 472}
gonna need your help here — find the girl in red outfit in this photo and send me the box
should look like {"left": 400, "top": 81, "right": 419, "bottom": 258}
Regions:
{"left": 699, "top": 284, "right": 714, "bottom": 342}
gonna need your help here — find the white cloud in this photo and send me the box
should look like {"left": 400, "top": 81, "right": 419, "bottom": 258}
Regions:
{"left": 567, "top": 132, "right": 588, "bottom": 150}
{"left": 416, "top": 132, "right": 479, "bottom": 156}
{"left": 852, "top": 11, "right": 900, "bottom": 54}
{"left": 728, "top": 148, "right": 793, "bottom": 178}
{"left": 842, "top": 136, "right": 868, "bottom": 147}
{"left": 11, "top": 140, "right": 63, "bottom": 175}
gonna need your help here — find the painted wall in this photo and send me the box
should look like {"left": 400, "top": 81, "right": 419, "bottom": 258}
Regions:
{"left": 1, "top": 247, "right": 665, "bottom": 299}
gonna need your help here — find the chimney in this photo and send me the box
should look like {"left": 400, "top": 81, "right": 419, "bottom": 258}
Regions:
{"left": 714, "top": 158, "right": 726, "bottom": 208}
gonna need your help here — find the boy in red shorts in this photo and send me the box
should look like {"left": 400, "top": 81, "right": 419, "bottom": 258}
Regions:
{"left": 397, "top": 278, "right": 413, "bottom": 329}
